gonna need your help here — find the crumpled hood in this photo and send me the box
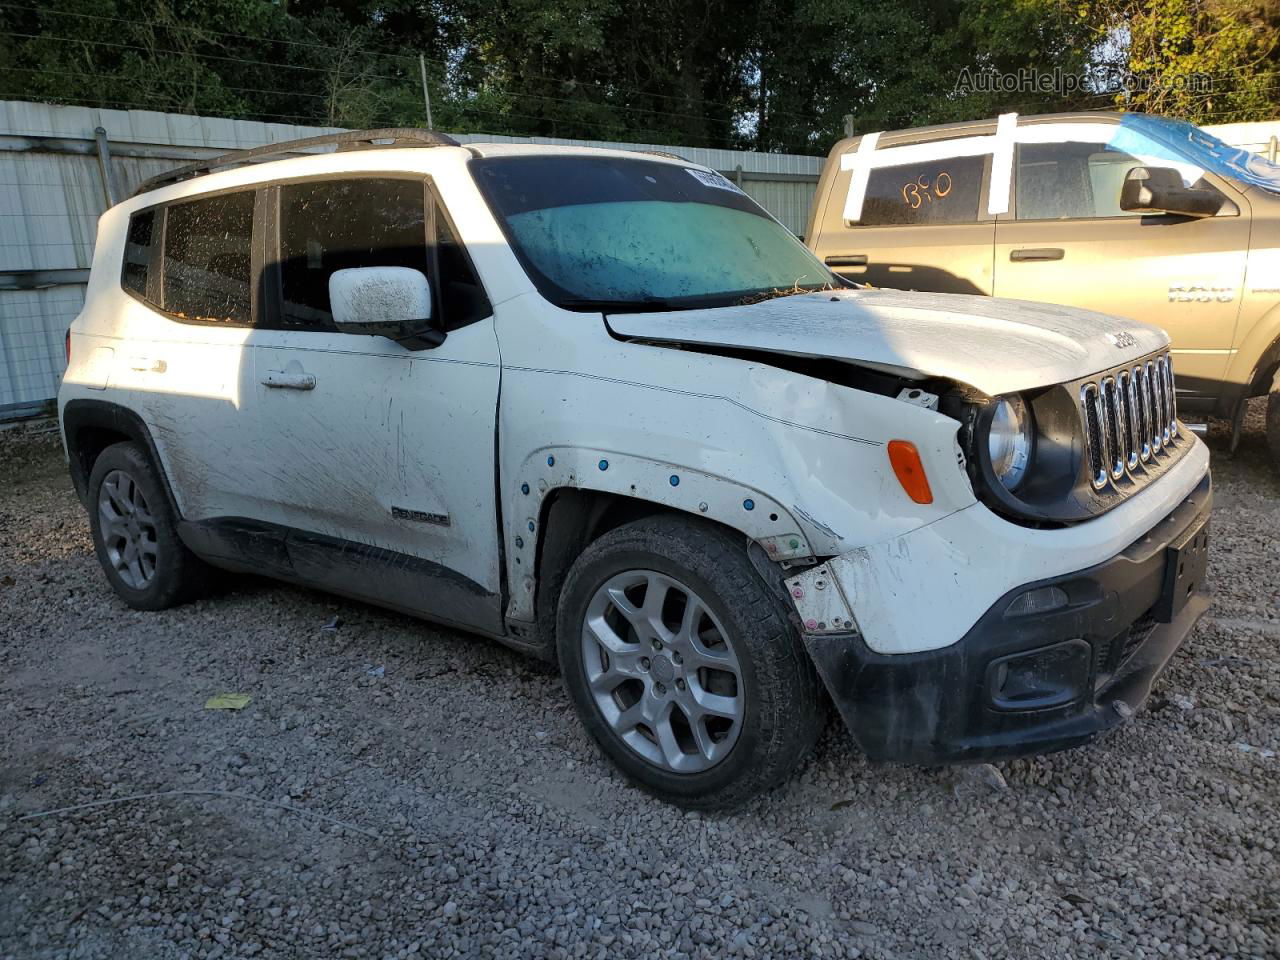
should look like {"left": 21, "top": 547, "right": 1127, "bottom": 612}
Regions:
{"left": 607, "top": 288, "right": 1169, "bottom": 396}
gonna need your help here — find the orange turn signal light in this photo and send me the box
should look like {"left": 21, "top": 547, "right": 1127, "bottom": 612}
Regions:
{"left": 887, "top": 440, "right": 933, "bottom": 504}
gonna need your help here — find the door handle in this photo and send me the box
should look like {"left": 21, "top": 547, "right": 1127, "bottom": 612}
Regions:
{"left": 261, "top": 370, "right": 316, "bottom": 390}
{"left": 129, "top": 357, "right": 166, "bottom": 372}
{"left": 1009, "top": 247, "right": 1064, "bottom": 262}
{"left": 825, "top": 254, "right": 868, "bottom": 267}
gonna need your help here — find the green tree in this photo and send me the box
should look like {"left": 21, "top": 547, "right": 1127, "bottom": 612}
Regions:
{"left": 1084, "top": 0, "right": 1280, "bottom": 124}
{"left": 3, "top": 0, "right": 1276, "bottom": 154}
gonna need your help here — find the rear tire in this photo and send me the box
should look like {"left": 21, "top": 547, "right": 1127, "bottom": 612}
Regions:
{"left": 87, "top": 442, "right": 209, "bottom": 610}
{"left": 556, "top": 514, "right": 824, "bottom": 810}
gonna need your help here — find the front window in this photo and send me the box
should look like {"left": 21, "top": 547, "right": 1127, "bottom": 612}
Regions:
{"left": 278, "top": 178, "right": 427, "bottom": 330}
{"left": 1015, "top": 141, "right": 1149, "bottom": 220}
{"left": 471, "top": 155, "right": 835, "bottom": 311}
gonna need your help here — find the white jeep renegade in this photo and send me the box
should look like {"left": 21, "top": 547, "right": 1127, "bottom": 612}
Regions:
{"left": 60, "top": 128, "right": 1212, "bottom": 809}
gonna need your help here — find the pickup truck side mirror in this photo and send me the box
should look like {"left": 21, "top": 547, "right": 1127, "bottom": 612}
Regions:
{"left": 329, "top": 266, "right": 446, "bottom": 349}
{"left": 1119, "top": 166, "right": 1224, "bottom": 218}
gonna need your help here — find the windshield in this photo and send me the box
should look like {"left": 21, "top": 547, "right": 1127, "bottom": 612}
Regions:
{"left": 471, "top": 155, "right": 835, "bottom": 311}
{"left": 1112, "top": 113, "right": 1280, "bottom": 195}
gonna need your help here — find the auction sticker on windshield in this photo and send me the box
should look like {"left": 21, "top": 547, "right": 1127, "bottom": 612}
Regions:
{"left": 686, "top": 168, "right": 745, "bottom": 193}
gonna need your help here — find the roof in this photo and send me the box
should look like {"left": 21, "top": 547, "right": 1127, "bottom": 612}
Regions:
{"left": 831, "top": 110, "right": 1129, "bottom": 153}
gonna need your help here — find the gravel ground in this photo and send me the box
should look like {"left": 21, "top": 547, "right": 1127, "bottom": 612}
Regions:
{"left": 0, "top": 407, "right": 1277, "bottom": 960}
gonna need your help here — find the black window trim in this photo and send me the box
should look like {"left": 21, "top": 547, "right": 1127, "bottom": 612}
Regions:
{"left": 119, "top": 174, "right": 493, "bottom": 334}
{"left": 259, "top": 171, "right": 493, "bottom": 336}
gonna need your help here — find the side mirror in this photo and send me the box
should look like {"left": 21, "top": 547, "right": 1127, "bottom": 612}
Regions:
{"left": 329, "top": 267, "right": 445, "bottom": 349}
{"left": 1119, "top": 166, "right": 1224, "bottom": 218}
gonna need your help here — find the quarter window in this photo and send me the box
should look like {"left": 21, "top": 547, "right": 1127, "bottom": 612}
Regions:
{"left": 860, "top": 155, "right": 987, "bottom": 226}
{"left": 161, "top": 191, "right": 256, "bottom": 324}
{"left": 121, "top": 209, "right": 155, "bottom": 299}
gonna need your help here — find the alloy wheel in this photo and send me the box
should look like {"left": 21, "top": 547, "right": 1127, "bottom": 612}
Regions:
{"left": 580, "top": 570, "right": 744, "bottom": 773}
{"left": 97, "top": 469, "right": 159, "bottom": 589}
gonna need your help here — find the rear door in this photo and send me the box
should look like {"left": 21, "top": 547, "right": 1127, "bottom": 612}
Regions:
{"left": 993, "top": 126, "right": 1250, "bottom": 408}
{"left": 249, "top": 175, "right": 504, "bottom": 633}
{"left": 114, "top": 189, "right": 267, "bottom": 523}
{"left": 811, "top": 142, "right": 996, "bottom": 295}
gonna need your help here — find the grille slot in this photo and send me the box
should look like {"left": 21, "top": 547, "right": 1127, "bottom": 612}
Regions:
{"left": 1081, "top": 383, "right": 1107, "bottom": 489}
{"left": 1100, "top": 376, "right": 1125, "bottom": 481}
{"left": 1078, "top": 350, "right": 1179, "bottom": 493}
{"left": 1147, "top": 360, "right": 1163, "bottom": 454}
{"left": 1134, "top": 364, "right": 1152, "bottom": 463}
{"left": 1119, "top": 370, "right": 1140, "bottom": 471}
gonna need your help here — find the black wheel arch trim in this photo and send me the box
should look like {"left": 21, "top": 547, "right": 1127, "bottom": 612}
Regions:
{"left": 62, "top": 399, "right": 181, "bottom": 517}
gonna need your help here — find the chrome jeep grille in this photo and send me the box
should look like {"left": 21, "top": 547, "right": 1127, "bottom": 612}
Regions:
{"left": 1080, "top": 351, "right": 1180, "bottom": 492}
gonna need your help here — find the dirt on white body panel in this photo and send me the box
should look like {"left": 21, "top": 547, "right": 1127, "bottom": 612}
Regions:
{"left": 492, "top": 292, "right": 978, "bottom": 623}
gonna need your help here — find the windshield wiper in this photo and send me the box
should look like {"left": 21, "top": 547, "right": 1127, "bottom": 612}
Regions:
{"left": 557, "top": 296, "right": 674, "bottom": 313}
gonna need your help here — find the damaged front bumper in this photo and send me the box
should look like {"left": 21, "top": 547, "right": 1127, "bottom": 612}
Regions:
{"left": 802, "top": 473, "right": 1212, "bottom": 764}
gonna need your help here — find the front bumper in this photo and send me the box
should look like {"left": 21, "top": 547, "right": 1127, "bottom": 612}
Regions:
{"left": 804, "top": 472, "right": 1212, "bottom": 764}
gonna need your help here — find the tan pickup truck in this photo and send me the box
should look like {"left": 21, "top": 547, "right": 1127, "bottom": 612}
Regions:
{"left": 807, "top": 110, "right": 1280, "bottom": 464}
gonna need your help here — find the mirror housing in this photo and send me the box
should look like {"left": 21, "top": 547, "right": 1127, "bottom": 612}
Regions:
{"left": 329, "top": 266, "right": 445, "bottom": 349}
{"left": 1119, "top": 166, "right": 1224, "bottom": 218}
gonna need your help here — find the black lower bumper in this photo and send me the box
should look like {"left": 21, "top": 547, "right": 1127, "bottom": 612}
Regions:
{"left": 805, "top": 472, "right": 1212, "bottom": 764}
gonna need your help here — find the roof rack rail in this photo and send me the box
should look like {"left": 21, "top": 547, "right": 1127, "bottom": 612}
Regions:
{"left": 640, "top": 150, "right": 687, "bottom": 161}
{"left": 132, "top": 128, "right": 460, "bottom": 197}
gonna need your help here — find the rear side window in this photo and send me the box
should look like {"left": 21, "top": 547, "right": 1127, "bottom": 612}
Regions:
{"left": 121, "top": 209, "right": 155, "bottom": 298}
{"left": 860, "top": 155, "right": 987, "bottom": 226}
{"left": 278, "top": 179, "right": 427, "bottom": 329}
{"left": 162, "top": 191, "right": 256, "bottom": 324}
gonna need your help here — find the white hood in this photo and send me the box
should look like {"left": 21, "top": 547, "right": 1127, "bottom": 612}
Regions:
{"left": 607, "top": 288, "right": 1168, "bottom": 396}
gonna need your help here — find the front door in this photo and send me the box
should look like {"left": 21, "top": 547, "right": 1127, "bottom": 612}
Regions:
{"left": 994, "top": 131, "right": 1250, "bottom": 409}
{"left": 249, "top": 175, "right": 504, "bottom": 633}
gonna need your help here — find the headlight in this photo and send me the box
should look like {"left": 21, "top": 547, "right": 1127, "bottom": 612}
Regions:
{"left": 987, "top": 395, "right": 1034, "bottom": 490}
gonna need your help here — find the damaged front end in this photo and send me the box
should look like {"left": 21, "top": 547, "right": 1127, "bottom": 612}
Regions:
{"left": 786, "top": 459, "right": 1211, "bottom": 765}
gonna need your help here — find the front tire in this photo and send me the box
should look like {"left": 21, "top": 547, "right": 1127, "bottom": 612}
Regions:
{"left": 87, "top": 442, "right": 209, "bottom": 610}
{"left": 556, "top": 515, "right": 824, "bottom": 809}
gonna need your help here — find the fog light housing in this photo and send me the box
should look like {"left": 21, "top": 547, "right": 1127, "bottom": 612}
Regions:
{"left": 986, "top": 639, "right": 1091, "bottom": 711}
{"left": 1004, "top": 585, "right": 1070, "bottom": 618}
